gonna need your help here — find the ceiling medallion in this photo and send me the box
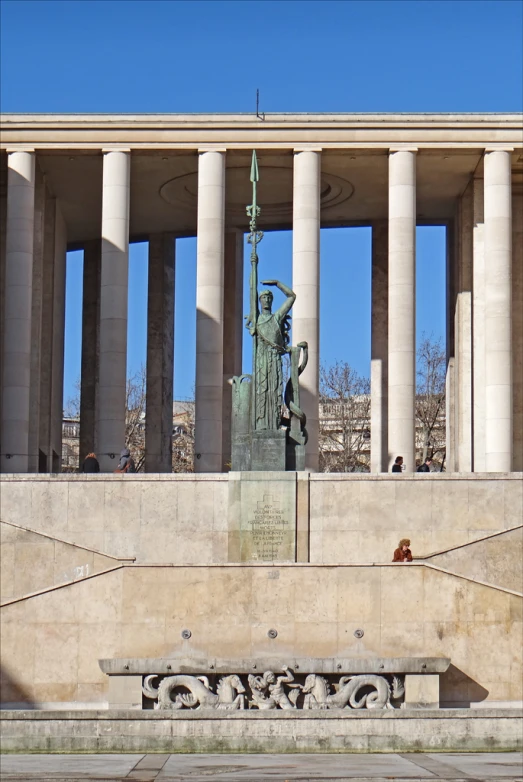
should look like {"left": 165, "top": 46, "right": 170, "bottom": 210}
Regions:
{"left": 159, "top": 165, "right": 354, "bottom": 218}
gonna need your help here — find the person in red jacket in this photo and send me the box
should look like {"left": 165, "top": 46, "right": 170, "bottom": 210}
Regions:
{"left": 393, "top": 538, "right": 413, "bottom": 562}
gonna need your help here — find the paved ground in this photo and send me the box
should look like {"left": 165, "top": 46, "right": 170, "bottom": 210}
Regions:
{"left": 0, "top": 753, "right": 522, "bottom": 781}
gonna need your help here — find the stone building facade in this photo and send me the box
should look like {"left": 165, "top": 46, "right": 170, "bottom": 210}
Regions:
{"left": 0, "top": 113, "right": 522, "bottom": 475}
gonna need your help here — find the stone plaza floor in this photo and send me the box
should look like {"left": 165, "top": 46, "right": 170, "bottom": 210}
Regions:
{"left": 0, "top": 753, "right": 522, "bottom": 781}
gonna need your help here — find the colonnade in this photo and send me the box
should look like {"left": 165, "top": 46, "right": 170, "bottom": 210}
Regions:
{"left": 0, "top": 146, "right": 519, "bottom": 474}
{"left": 1, "top": 150, "right": 67, "bottom": 474}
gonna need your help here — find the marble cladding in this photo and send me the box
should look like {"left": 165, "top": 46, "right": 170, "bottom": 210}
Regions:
{"left": 1, "top": 563, "right": 521, "bottom": 708}
{"left": 230, "top": 472, "right": 296, "bottom": 562}
{"left": 0, "top": 473, "right": 520, "bottom": 564}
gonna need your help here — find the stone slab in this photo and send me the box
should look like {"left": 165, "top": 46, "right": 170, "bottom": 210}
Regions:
{"left": 1, "top": 752, "right": 522, "bottom": 781}
{"left": 0, "top": 753, "right": 142, "bottom": 775}
{"left": 234, "top": 473, "right": 296, "bottom": 562}
{"left": 404, "top": 674, "right": 440, "bottom": 709}
{"left": 0, "top": 709, "right": 521, "bottom": 754}
{"left": 108, "top": 674, "right": 142, "bottom": 709}
{"left": 1, "top": 473, "right": 521, "bottom": 566}
{"left": 99, "top": 656, "right": 451, "bottom": 675}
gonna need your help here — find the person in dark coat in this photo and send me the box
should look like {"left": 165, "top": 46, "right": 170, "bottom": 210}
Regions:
{"left": 417, "top": 458, "right": 432, "bottom": 473}
{"left": 391, "top": 455, "right": 404, "bottom": 473}
{"left": 82, "top": 453, "right": 100, "bottom": 473}
{"left": 393, "top": 538, "right": 413, "bottom": 562}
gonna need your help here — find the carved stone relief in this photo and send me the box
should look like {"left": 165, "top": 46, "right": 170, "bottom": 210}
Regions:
{"left": 141, "top": 667, "right": 405, "bottom": 711}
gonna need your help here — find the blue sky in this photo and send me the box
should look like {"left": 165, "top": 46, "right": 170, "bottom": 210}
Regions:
{"left": 1, "top": 0, "right": 521, "bottom": 402}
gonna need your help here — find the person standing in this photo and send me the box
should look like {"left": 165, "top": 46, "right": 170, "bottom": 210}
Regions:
{"left": 81, "top": 452, "right": 100, "bottom": 473}
{"left": 417, "top": 457, "right": 432, "bottom": 473}
{"left": 391, "top": 455, "right": 404, "bottom": 473}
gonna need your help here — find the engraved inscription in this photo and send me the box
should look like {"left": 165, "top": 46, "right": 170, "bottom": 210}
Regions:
{"left": 248, "top": 495, "right": 290, "bottom": 561}
{"left": 237, "top": 479, "right": 296, "bottom": 563}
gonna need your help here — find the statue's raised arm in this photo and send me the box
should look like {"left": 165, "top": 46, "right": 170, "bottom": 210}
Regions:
{"left": 260, "top": 280, "right": 295, "bottom": 323}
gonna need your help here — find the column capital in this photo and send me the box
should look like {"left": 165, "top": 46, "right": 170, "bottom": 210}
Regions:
{"left": 5, "top": 146, "right": 35, "bottom": 154}
{"left": 101, "top": 147, "right": 131, "bottom": 153}
{"left": 484, "top": 146, "right": 514, "bottom": 153}
{"left": 198, "top": 147, "right": 227, "bottom": 154}
{"left": 389, "top": 146, "right": 418, "bottom": 153}
{"left": 293, "top": 147, "right": 322, "bottom": 153}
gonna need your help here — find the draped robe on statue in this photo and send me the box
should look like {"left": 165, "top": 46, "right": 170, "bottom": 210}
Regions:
{"left": 255, "top": 312, "right": 286, "bottom": 431}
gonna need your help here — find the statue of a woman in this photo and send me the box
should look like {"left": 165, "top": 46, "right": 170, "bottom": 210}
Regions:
{"left": 254, "top": 280, "right": 295, "bottom": 431}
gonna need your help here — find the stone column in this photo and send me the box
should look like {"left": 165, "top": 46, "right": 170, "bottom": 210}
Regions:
{"left": 513, "top": 189, "right": 523, "bottom": 471}
{"left": 195, "top": 149, "right": 226, "bottom": 473}
{"left": 292, "top": 148, "right": 321, "bottom": 472}
{"left": 38, "top": 191, "right": 56, "bottom": 470}
{"left": 388, "top": 148, "right": 417, "bottom": 473}
{"left": 80, "top": 239, "right": 101, "bottom": 463}
{"left": 472, "top": 179, "right": 485, "bottom": 471}
{"left": 445, "top": 357, "right": 455, "bottom": 474}
{"left": 455, "top": 184, "right": 473, "bottom": 472}
{"left": 222, "top": 230, "right": 244, "bottom": 470}
{"left": 27, "top": 167, "right": 45, "bottom": 472}
{"left": 1, "top": 150, "right": 35, "bottom": 473}
{"left": 145, "top": 233, "right": 175, "bottom": 473}
{"left": 370, "top": 220, "right": 388, "bottom": 472}
{"left": 50, "top": 205, "right": 67, "bottom": 472}
{"left": 445, "top": 221, "right": 457, "bottom": 473}
{"left": 97, "top": 149, "right": 130, "bottom": 472}
{"left": 484, "top": 148, "right": 513, "bottom": 473}
{"left": 0, "top": 161, "right": 7, "bottom": 447}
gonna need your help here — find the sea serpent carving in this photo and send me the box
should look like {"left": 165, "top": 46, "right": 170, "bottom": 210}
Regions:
{"left": 301, "top": 673, "right": 405, "bottom": 710}
{"left": 153, "top": 674, "right": 245, "bottom": 711}
{"left": 142, "top": 669, "right": 405, "bottom": 711}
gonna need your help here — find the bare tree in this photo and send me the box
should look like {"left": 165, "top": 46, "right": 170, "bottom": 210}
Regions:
{"left": 125, "top": 365, "right": 147, "bottom": 472}
{"left": 63, "top": 378, "right": 81, "bottom": 420}
{"left": 416, "top": 334, "right": 446, "bottom": 469}
{"left": 319, "top": 361, "right": 371, "bottom": 473}
{"left": 171, "top": 399, "right": 195, "bottom": 473}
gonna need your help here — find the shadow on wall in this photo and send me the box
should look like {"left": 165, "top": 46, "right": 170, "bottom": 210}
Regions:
{"left": 0, "top": 665, "right": 35, "bottom": 709}
{"left": 440, "top": 664, "right": 489, "bottom": 708}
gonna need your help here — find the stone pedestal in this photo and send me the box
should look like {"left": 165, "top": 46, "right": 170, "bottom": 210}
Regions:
{"left": 286, "top": 430, "right": 306, "bottom": 471}
{"left": 107, "top": 674, "right": 143, "bottom": 710}
{"left": 251, "top": 430, "right": 287, "bottom": 472}
{"left": 404, "top": 674, "right": 440, "bottom": 709}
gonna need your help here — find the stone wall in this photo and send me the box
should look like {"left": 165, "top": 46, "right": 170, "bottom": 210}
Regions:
{"left": 421, "top": 527, "right": 523, "bottom": 593}
{"left": 0, "top": 521, "right": 133, "bottom": 602}
{"left": 1, "top": 563, "right": 521, "bottom": 708}
{"left": 308, "top": 473, "right": 522, "bottom": 563}
{"left": 0, "top": 474, "right": 228, "bottom": 563}
{"left": 1, "top": 709, "right": 521, "bottom": 753}
{"left": 0, "top": 473, "right": 520, "bottom": 565}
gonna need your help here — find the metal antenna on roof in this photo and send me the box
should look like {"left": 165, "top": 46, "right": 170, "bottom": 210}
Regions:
{"left": 256, "top": 89, "right": 265, "bottom": 121}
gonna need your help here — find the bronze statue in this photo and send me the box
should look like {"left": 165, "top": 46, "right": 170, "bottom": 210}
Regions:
{"left": 231, "top": 151, "right": 308, "bottom": 471}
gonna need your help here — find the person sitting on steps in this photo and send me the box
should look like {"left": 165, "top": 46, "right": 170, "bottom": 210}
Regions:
{"left": 393, "top": 538, "right": 413, "bottom": 562}
{"left": 115, "top": 448, "right": 135, "bottom": 474}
